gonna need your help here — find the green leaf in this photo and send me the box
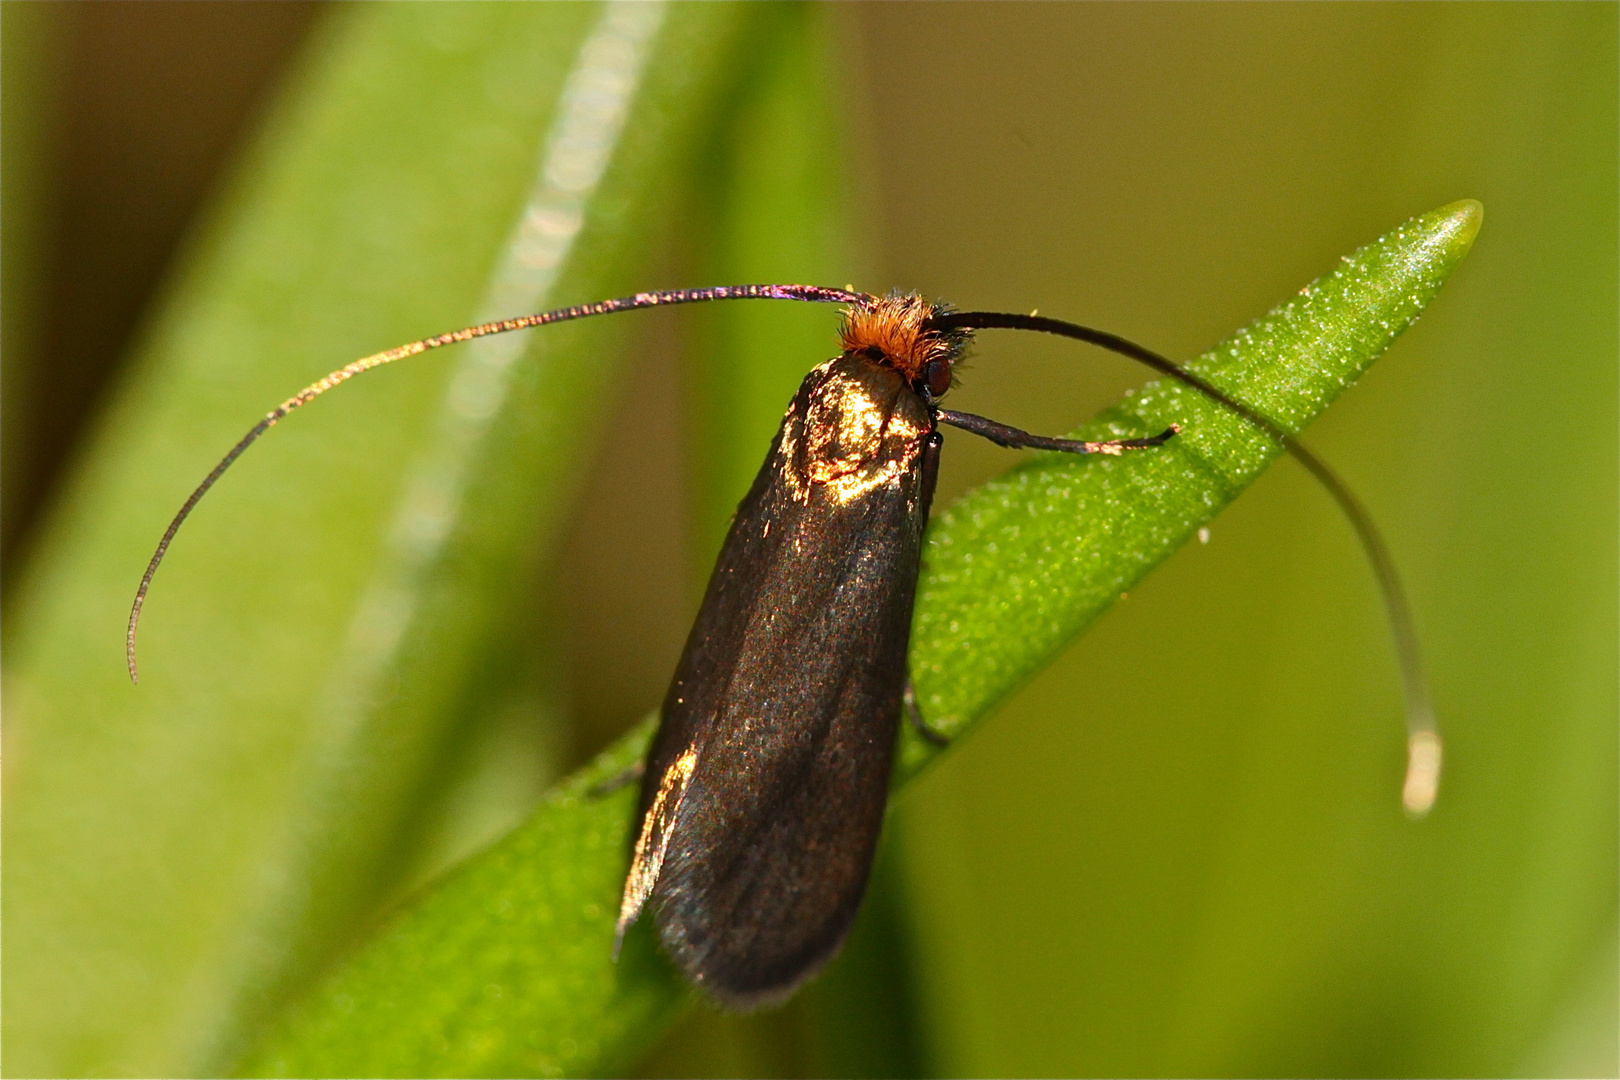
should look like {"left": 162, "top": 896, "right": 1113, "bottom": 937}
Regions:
{"left": 898, "top": 201, "right": 1482, "bottom": 774}
{"left": 244, "top": 202, "right": 1480, "bottom": 1077}
{"left": 2, "top": 4, "right": 814, "bottom": 1076}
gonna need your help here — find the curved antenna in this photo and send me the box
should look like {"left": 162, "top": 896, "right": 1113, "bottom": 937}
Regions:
{"left": 127, "top": 284, "right": 869, "bottom": 684}
{"left": 933, "top": 309, "right": 1440, "bottom": 817}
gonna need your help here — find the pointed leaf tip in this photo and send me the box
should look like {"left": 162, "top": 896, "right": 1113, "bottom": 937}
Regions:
{"left": 1418, "top": 198, "right": 1484, "bottom": 267}
{"left": 1440, "top": 197, "right": 1484, "bottom": 244}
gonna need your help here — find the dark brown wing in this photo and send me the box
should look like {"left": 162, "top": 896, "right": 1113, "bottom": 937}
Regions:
{"left": 616, "top": 353, "right": 939, "bottom": 1009}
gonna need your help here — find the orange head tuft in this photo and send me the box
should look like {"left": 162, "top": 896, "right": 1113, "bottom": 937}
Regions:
{"left": 839, "top": 293, "right": 969, "bottom": 394}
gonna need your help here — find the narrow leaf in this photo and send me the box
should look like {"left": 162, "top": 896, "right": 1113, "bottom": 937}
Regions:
{"left": 3, "top": 4, "right": 788, "bottom": 1075}
{"left": 248, "top": 202, "right": 1480, "bottom": 1076}
{"left": 898, "top": 200, "right": 1482, "bottom": 773}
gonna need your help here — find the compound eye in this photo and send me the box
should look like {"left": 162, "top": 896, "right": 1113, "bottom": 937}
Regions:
{"left": 923, "top": 357, "right": 952, "bottom": 399}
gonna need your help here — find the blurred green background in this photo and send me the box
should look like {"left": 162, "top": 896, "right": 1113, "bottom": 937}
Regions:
{"left": 3, "top": 3, "right": 1613, "bottom": 1077}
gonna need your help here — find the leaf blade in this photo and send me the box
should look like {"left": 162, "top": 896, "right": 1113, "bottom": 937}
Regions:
{"left": 899, "top": 199, "right": 1482, "bottom": 772}
{"left": 2, "top": 4, "right": 781, "bottom": 1075}
{"left": 247, "top": 201, "right": 1479, "bottom": 1076}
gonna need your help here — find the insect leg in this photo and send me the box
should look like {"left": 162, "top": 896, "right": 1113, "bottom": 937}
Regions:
{"left": 936, "top": 408, "right": 1178, "bottom": 456}
{"left": 904, "top": 681, "right": 950, "bottom": 747}
{"left": 588, "top": 759, "right": 646, "bottom": 798}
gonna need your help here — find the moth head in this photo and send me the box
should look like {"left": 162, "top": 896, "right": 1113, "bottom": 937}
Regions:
{"left": 839, "top": 293, "right": 970, "bottom": 403}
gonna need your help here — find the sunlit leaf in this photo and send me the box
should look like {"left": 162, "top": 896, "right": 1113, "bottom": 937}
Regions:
{"left": 248, "top": 203, "right": 1479, "bottom": 1078}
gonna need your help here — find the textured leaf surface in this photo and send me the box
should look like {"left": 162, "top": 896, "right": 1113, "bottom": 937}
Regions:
{"left": 250, "top": 202, "right": 1478, "bottom": 1076}
{"left": 898, "top": 201, "right": 1481, "bottom": 773}
{"left": 2, "top": 4, "right": 791, "bottom": 1075}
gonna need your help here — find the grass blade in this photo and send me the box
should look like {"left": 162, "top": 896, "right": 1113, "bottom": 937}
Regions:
{"left": 3, "top": 4, "right": 790, "bottom": 1075}
{"left": 248, "top": 201, "right": 1480, "bottom": 1077}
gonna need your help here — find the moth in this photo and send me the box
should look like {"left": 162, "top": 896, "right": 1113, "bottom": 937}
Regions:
{"left": 128, "top": 283, "right": 1438, "bottom": 1010}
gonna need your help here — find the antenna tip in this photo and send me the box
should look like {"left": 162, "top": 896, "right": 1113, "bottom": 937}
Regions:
{"left": 1402, "top": 730, "right": 1442, "bottom": 818}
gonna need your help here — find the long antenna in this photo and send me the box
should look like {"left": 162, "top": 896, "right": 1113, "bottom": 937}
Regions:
{"left": 932, "top": 309, "right": 1440, "bottom": 817}
{"left": 129, "top": 287, "right": 1440, "bottom": 816}
{"left": 125, "top": 284, "right": 867, "bottom": 684}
